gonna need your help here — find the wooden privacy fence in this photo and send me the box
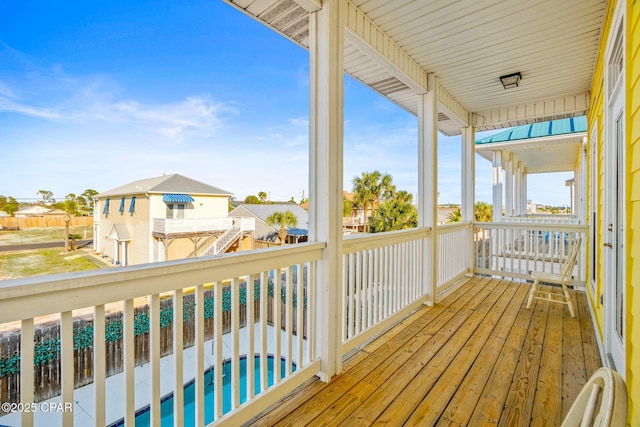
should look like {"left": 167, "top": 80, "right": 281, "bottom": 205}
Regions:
{"left": 0, "top": 216, "right": 93, "bottom": 229}
{"left": 0, "top": 280, "right": 307, "bottom": 407}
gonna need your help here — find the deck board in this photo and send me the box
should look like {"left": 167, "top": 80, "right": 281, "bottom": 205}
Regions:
{"left": 246, "top": 276, "right": 602, "bottom": 427}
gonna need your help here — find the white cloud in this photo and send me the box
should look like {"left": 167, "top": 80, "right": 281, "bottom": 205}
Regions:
{"left": 0, "top": 90, "right": 232, "bottom": 143}
{"left": 289, "top": 116, "right": 308, "bottom": 128}
{"left": 0, "top": 45, "right": 233, "bottom": 143}
{"left": 111, "top": 96, "right": 232, "bottom": 142}
{"left": 0, "top": 97, "right": 62, "bottom": 120}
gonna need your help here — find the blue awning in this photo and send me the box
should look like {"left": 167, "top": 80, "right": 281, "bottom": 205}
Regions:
{"left": 119, "top": 197, "right": 125, "bottom": 213}
{"left": 129, "top": 196, "right": 136, "bottom": 213}
{"left": 103, "top": 198, "right": 110, "bottom": 215}
{"left": 163, "top": 193, "right": 195, "bottom": 203}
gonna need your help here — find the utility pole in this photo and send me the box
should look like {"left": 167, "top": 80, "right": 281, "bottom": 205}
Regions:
{"left": 64, "top": 214, "right": 70, "bottom": 252}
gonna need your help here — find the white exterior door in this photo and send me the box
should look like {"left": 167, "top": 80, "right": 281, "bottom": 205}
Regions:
{"left": 604, "top": 104, "right": 625, "bottom": 376}
{"left": 603, "top": 64, "right": 626, "bottom": 377}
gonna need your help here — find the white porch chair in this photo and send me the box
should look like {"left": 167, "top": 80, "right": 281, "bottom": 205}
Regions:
{"left": 562, "top": 367, "right": 628, "bottom": 426}
{"left": 526, "top": 236, "right": 582, "bottom": 317}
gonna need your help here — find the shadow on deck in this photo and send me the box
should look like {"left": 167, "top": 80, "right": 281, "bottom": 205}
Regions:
{"left": 246, "top": 276, "right": 601, "bottom": 426}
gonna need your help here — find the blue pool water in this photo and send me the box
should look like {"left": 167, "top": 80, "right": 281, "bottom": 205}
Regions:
{"left": 110, "top": 355, "right": 294, "bottom": 426}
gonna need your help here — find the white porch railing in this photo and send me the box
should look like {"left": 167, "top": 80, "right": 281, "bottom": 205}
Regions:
{"left": 437, "top": 222, "right": 473, "bottom": 292}
{"left": 473, "top": 222, "right": 587, "bottom": 283}
{"left": 502, "top": 214, "right": 581, "bottom": 225}
{"left": 0, "top": 243, "right": 323, "bottom": 427}
{"left": 0, "top": 221, "right": 592, "bottom": 426}
{"left": 341, "top": 227, "right": 431, "bottom": 355}
{"left": 152, "top": 217, "right": 234, "bottom": 235}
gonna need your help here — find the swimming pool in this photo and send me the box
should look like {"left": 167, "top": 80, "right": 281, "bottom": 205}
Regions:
{"left": 109, "top": 355, "right": 294, "bottom": 426}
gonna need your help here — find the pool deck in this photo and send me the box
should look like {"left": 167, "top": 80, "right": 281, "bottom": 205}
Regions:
{"left": 0, "top": 323, "right": 303, "bottom": 426}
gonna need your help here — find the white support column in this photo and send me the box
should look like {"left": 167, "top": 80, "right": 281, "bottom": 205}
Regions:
{"left": 522, "top": 170, "right": 528, "bottom": 213}
{"left": 308, "top": 0, "right": 344, "bottom": 382}
{"left": 418, "top": 74, "right": 438, "bottom": 304}
{"left": 461, "top": 125, "right": 475, "bottom": 275}
{"left": 514, "top": 161, "right": 522, "bottom": 215}
{"left": 505, "top": 154, "right": 514, "bottom": 218}
{"left": 121, "top": 241, "right": 128, "bottom": 267}
{"left": 578, "top": 136, "right": 587, "bottom": 222}
{"left": 492, "top": 151, "right": 503, "bottom": 222}
{"left": 461, "top": 126, "right": 475, "bottom": 222}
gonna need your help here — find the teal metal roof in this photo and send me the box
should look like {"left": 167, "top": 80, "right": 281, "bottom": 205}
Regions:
{"left": 476, "top": 116, "right": 587, "bottom": 145}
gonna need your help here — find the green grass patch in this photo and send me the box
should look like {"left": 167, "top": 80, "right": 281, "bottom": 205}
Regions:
{"left": 0, "top": 249, "right": 108, "bottom": 279}
{"left": 0, "top": 226, "right": 93, "bottom": 246}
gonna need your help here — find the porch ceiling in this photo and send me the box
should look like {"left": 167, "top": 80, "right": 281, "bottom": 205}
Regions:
{"left": 224, "top": 0, "right": 605, "bottom": 136}
{"left": 475, "top": 133, "right": 585, "bottom": 174}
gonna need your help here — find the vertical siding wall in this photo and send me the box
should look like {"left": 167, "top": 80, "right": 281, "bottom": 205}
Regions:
{"left": 95, "top": 195, "right": 151, "bottom": 265}
{"left": 591, "top": 1, "right": 640, "bottom": 423}
{"left": 587, "top": 0, "right": 614, "bottom": 335}
{"left": 627, "top": 0, "right": 640, "bottom": 424}
{"left": 129, "top": 196, "right": 151, "bottom": 265}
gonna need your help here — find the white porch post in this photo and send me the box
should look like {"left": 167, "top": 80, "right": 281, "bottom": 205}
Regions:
{"left": 505, "top": 154, "right": 514, "bottom": 218}
{"left": 120, "top": 241, "right": 127, "bottom": 267}
{"left": 514, "top": 161, "right": 522, "bottom": 215}
{"left": 578, "top": 136, "right": 587, "bottom": 222}
{"left": 308, "top": 0, "right": 343, "bottom": 381}
{"left": 461, "top": 125, "right": 475, "bottom": 274}
{"left": 522, "top": 170, "right": 528, "bottom": 214}
{"left": 418, "top": 74, "right": 438, "bottom": 304}
{"left": 461, "top": 126, "right": 475, "bottom": 222}
{"left": 492, "top": 151, "right": 503, "bottom": 222}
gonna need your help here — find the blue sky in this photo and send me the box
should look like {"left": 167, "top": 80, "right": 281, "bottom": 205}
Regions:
{"left": 0, "top": 1, "right": 571, "bottom": 206}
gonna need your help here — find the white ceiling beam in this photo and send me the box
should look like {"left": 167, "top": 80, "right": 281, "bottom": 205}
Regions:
{"left": 292, "top": 0, "right": 320, "bottom": 13}
{"left": 344, "top": 0, "right": 429, "bottom": 94}
{"left": 471, "top": 93, "right": 590, "bottom": 130}
{"left": 438, "top": 83, "right": 469, "bottom": 127}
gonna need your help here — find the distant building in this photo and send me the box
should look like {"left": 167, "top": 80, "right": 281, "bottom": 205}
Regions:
{"left": 14, "top": 205, "right": 51, "bottom": 217}
{"left": 437, "top": 205, "right": 460, "bottom": 225}
{"left": 94, "top": 174, "right": 254, "bottom": 266}
{"left": 229, "top": 203, "right": 308, "bottom": 246}
{"left": 342, "top": 191, "right": 366, "bottom": 233}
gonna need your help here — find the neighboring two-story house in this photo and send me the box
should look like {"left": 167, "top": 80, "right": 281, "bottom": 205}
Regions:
{"left": 94, "top": 174, "right": 254, "bottom": 266}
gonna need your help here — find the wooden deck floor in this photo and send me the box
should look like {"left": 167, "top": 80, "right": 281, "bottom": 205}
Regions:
{"left": 247, "top": 276, "right": 602, "bottom": 427}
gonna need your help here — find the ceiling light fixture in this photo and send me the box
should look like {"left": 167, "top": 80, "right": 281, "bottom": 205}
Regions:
{"left": 499, "top": 72, "right": 522, "bottom": 89}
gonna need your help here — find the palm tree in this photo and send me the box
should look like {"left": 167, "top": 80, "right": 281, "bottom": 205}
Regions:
{"left": 266, "top": 211, "right": 298, "bottom": 245}
{"left": 258, "top": 191, "right": 268, "bottom": 203}
{"left": 352, "top": 170, "right": 395, "bottom": 232}
{"left": 446, "top": 208, "right": 462, "bottom": 223}
{"left": 446, "top": 203, "right": 493, "bottom": 223}
{"left": 368, "top": 190, "right": 417, "bottom": 233}
{"left": 474, "top": 202, "right": 493, "bottom": 222}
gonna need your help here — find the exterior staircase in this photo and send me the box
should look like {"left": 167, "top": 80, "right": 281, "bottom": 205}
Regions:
{"left": 192, "top": 217, "right": 254, "bottom": 257}
{"left": 204, "top": 223, "right": 242, "bottom": 256}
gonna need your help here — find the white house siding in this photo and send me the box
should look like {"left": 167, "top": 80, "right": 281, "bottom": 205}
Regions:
{"left": 127, "top": 195, "right": 151, "bottom": 265}
{"left": 148, "top": 194, "right": 228, "bottom": 220}
{"left": 229, "top": 206, "right": 275, "bottom": 242}
{"left": 95, "top": 194, "right": 151, "bottom": 266}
